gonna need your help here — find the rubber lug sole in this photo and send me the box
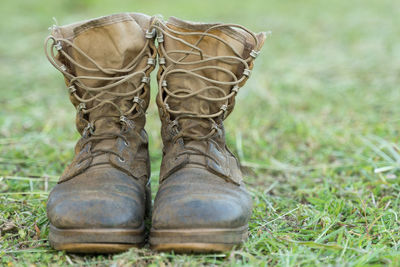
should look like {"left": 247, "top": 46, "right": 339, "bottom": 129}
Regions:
{"left": 49, "top": 224, "right": 145, "bottom": 253}
{"left": 149, "top": 225, "right": 248, "bottom": 253}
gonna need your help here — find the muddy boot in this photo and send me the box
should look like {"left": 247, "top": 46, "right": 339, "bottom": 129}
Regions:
{"left": 44, "top": 13, "right": 157, "bottom": 253}
{"left": 149, "top": 17, "right": 266, "bottom": 252}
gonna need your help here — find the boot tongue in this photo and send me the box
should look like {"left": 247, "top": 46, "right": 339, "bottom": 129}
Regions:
{"left": 90, "top": 117, "right": 121, "bottom": 152}
{"left": 165, "top": 83, "right": 220, "bottom": 139}
{"left": 167, "top": 72, "right": 226, "bottom": 139}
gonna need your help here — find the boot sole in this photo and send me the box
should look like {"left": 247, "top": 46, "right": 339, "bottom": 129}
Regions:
{"left": 49, "top": 224, "right": 145, "bottom": 253}
{"left": 149, "top": 225, "right": 248, "bottom": 253}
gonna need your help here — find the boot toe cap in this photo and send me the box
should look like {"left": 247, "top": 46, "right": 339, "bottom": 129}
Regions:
{"left": 152, "top": 168, "right": 252, "bottom": 230}
{"left": 47, "top": 167, "right": 146, "bottom": 229}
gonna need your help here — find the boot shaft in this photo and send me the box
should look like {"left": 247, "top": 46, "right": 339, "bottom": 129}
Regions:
{"left": 155, "top": 17, "right": 266, "bottom": 143}
{"left": 153, "top": 17, "right": 266, "bottom": 184}
{"left": 45, "top": 13, "right": 157, "bottom": 135}
{"left": 45, "top": 13, "right": 157, "bottom": 183}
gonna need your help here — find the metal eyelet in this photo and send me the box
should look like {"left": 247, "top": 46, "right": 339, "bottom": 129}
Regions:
{"left": 83, "top": 122, "right": 94, "bottom": 136}
{"left": 55, "top": 41, "right": 62, "bottom": 51}
{"left": 120, "top": 115, "right": 128, "bottom": 124}
{"left": 159, "top": 57, "right": 166, "bottom": 65}
{"left": 145, "top": 28, "right": 156, "bottom": 39}
{"left": 220, "top": 104, "right": 228, "bottom": 119}
{"left": 250, "top": 50, "right": 259, "bottom": 59}
{"left": 77, "top": 103, "right": 86, "bottom": 112}
{"left": 68, "top": 85, "right": 76, "bottom": 94}
{"left": 118, "top": 156, "right": 125, "bottom": 163}
{"left": 120, "top": 115, "right": 135, "bottom": 128}
{"left": 157, "top": 32, "right": 164, "bottom": 43}
{"left": 141, "top": 76, "right": 150, "bottom": 84}
{"left": 243, "top": 69, "right": 251, "bottom": 77}
{"left": 132, "top": 96, "right": 145, "bottom": 108}
{"left": 147, "top": 58, "right": 155, "bottom": 65}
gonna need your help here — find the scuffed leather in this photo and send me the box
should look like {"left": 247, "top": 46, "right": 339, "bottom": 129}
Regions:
{"left": 108, "top": 127, "right": 150, "bottom": 182}
{"left": 46, "top": 13, "right": 155, "bottom": 231}
{"left": 153, "top": 17, "right": 266, "bottom": 232}
{"left": 48, "top": 167, "right": 149, "bottom": 229}
{"left": 153, "top": 168, "right": 252, "bottom": 229}
{"left": 206, "top": 141, "right": 242, "bottom": 185}
{"left": 59, "top": 140, "right": 93, "bottom": 183}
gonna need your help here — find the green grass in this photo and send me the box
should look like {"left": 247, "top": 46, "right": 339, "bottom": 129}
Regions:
{"left": 1, "top": 0, "right": 399, "bottom": 266}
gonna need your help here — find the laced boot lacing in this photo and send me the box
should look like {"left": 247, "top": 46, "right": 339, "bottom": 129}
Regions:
{"left": 45, "top": 28, "right": 156, "bottom": 163}
{"left": 152, "top": 19, "right": 261, "bottom": 159}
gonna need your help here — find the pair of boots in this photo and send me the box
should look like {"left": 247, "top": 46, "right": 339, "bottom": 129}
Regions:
{"left": 45, "top": 13, "right": 265, "bottom": 253}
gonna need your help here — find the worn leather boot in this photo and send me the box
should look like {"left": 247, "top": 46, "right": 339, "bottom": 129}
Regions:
{"left": 44, "top": 13, "right": 157, "bottom": 253}
{"left": 149, "top": 17, "right": 266, "bottom": 252}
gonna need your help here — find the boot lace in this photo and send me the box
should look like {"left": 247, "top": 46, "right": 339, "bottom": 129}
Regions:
{"left": 153, "top": 20, "right": 261, "bottom": 161}
{"left": 44, "top": 29, "right": 155, "bottom": 161}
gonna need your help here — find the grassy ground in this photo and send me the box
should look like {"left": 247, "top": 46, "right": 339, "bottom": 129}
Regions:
{"left": 1, "top": 0, "right": 399, "bottom": 266}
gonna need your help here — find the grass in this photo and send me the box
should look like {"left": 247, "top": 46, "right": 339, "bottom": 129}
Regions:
{"left": 0, "top": 0, "right": 399, "bottom": 266}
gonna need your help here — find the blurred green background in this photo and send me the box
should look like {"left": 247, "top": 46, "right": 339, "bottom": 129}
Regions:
{"left": 1, "top": 0, "right": 399, "bottom": 266}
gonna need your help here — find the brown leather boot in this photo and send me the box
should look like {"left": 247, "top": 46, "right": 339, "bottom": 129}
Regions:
{"left": 149, "top": 17, "right": 266, "bottom": 252}
{"left": 44, "top": 13, "right": 157, "bottom": 253}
